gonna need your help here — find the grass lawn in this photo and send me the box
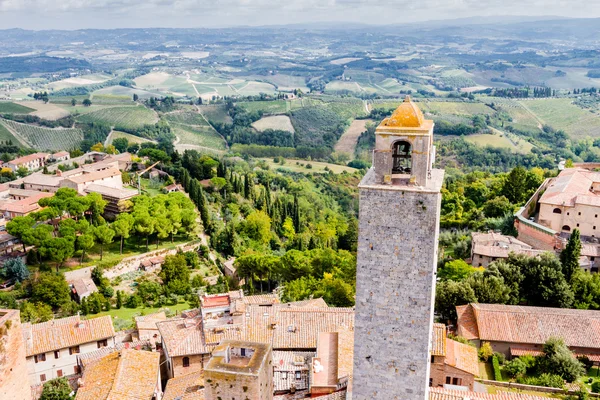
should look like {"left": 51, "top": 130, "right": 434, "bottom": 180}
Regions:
{"left": 91, "top": 301, "right": 192, "bottom": 331}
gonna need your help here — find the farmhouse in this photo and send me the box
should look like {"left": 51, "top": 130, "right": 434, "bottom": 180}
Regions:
{"left": 74, "top": 348, "right": 161, "bottom": 400}
{"left": 50, "top": 151, "right": 70, "bottom": 162}
{"left": 61, "top": 167, "right": 123, "bottom": 194}
{"left": 457, "top": 303, "right": 600, "bottom": 361}
{"left": 430, "top": 323, "right": 479, "bottom": 390}
{"left": 7, "top": 152, "right": 49, "bottom": 172}
{"left": 68, "top": 278, "right": 98, "bottom": 302}
{"left": 0, "top": 190, "right": 53, "bottom": 220}
{"left": 22, "top": 314, "right": 116, "bottom": 385}
{"left": 470, "top": 231, "right": 545, "bottom": 268}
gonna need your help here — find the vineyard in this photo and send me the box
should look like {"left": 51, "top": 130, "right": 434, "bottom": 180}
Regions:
{"left": 0, "top": 119, "right": 83, "bottom": 151}
{"left": 165, "top": 111, "right": 211, "bottom": 126}
{"left": 171, "top": 123, "right": 227, "bottom": 151}
{"left": 76, "top": 106, "right": 158, "bottom": 130}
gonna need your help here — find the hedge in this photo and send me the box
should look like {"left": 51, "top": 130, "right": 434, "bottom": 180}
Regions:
{"left": 492, "top": 355, "right": 502, "bottom": 381}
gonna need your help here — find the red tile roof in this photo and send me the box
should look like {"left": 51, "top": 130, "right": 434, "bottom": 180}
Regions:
{"left": 457, "top": 303, "right": 600, "bottom": 349}
{"left": 431, "top": 323, "right": 446, "bottom": 356}
{"left": 429, "top": 387, "right": 550, "bottom": 400}
{"left": 539, "top": 168, "right": 600, "bottom": 207}
{"left": 22, "top": 315, "right": 115, "bottom": 356}
{"left": 9, "top": 152, "right": 49, "bottom": 166}
{"left": 201, "top": 294, "right": 230, "bottom": 308}
{"left": 163, "top": 372, "right": 205, "bottom": 400}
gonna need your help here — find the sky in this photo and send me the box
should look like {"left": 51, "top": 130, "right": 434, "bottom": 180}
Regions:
{"left": 0, "top": 0, "right": 598, "bottom": 30}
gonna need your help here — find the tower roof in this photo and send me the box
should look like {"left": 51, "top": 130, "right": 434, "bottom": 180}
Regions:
{"left": 381, "top": 96, "right": 425, "bottom": 128}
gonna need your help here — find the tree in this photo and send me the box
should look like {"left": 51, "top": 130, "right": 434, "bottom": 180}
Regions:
{"left": 466, "top": 268, "right": 511, "bottom": 304}
{"left": 112, "top": 137, "right": 129, "bottom": 153}
{"left": 159, "top": 254, "right": 190, "bottom": 294}
{"left": 90, "top": 142, "right": 104, "bottom": 152}
{"left": 77, "top": 234, "right": 94, "bottom": 264}
{"left": 94, "top": 224, "right": 114, "bottom": 261}
{"left": 7, "top": 216, "right": 35, "bottom": 252}
{"left": 478, "top": 341, "right": 494, "bottom": 362}
{"left": 20, "top": 301, "right": 53, "bottom": 323}
{"left": 71, "top": 98, "right": 77, "bottom": 107}
{"left": 40, "top": 377, "right": 72, "bottom": 400}
{"left": 540, "top": 337, "right": 585, "bottom": 383}
{"left": 30, "top": 273, "right": 71, "bottom": 308}
{"left": 133, "top": 93, "right": 139, "bottom": 101}
{"left": 134, "top": 213, "right": 155, "bottom": 251}
{"left": 116, "top": 290, "right": 123, "bottom": 309}
{"left": 561, "top": 229, "right": 581, "bottom": 282}
{"left": 438, "top": 260, "right": 477, "bottom": 281}
{"left": 435, "top": 280, "right": 477, "bottom": 321}
{"left": 520, "top": 253, "right": 574, "bottom": 308}
{"left": 505, "top": 357, "right": 528, "bottom": 378}
{"left": 502, "top": 166, "right": 528, "bottom": 204}
{"left": 3, "top": 257, "right": 29, "bottom": 282}
{"left": 154, "top": 215, "right": 172, "bottom": 248}
{"left": 112, "top": 213, "right": 134, "bottom": 254}
{"left": 244, "top": 210, "right": 272, "bottom": 244}
{"left": 86, "top": 192, "right": 107, "bottom": 225}
{"left": 39, "top": 238, "right": 75, "bottom": 272}
{"left": 483, "top": 196, "right": 514, "bottom": 218}
{"left": 82, "top": 98, "right": 92, "bottom": 107}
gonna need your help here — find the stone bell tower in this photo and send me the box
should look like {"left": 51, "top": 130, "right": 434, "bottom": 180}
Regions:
{"left": 352, "top": 96, "right": 444, "bottom": 400}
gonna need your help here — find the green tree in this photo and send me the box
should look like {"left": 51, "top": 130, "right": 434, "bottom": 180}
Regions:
{"left": 540, "top": 337, "right": 585, "bottom": 383}
{"left": 159, "top": 254, "right": 190, "bottom": 294}
{"left": 39, "top": 377, "right": 72, "bottom": 400}
{"left": 112, "top": 213, "right": 134, "bottom": 254}
{"left": 112, "top": 137, "right": 129, "bottom": 153}
{"left": 30, "top": 273, "right": 71, "bottom": 309}
{"left": 39, "top": 238, "right": 75, "bottom": 272}
{"left": 438, "top": 259, "right": 477, "bottom": 281}
{"left": 20, "top": 301, "right": 53, "bottom": 323}
{"left": 71, "top": 98, "right": 77, "bottom": 107}
{"left": 435, "top": 279, "right": 477, "bottom": 321}
{"left": 572, "top": 270, "right": 600, "bottom": 309}
{"left": 244, "top": 210, "right": 272, "bottom": 244}
{"left": 502, "top": 166, "right": 528, "bottom": 204}
{"left": 76, "top": 234, "right": 95, "bottom": 264}
{"left": 116, "top": 290, "right": 123, "bottom": 309}
{"left": 86, "top": 192, "right": 107, "bottom": 225}
{"left": 82, "top": 98, "right": 92, "bottom": 107}
{"left": 483, "top": 196, "right": 514, "bottom": 218}
{"left": 466, "top": 268, "right": 511, "bottom": 304}
{"left": 3, "top": 257, "right": 29, "bottom": 282}
{"left": 134, "top": 213, "right": 155, "bottom": 251}
{"left": 6, "top": 216, "right": 35, "bottom": 252}
{"left": 560, "top": 229, "right": 581, "bottom": 282}
{"left": 94, "top": 224, "right": 114, "bottom": 261}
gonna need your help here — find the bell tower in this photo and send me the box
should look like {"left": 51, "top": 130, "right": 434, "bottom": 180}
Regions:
{"left": 353, "top": 96, "right": 444, "bottom": 399}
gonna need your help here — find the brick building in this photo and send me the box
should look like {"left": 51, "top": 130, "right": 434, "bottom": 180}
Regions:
{"left": 0, "top": 309, "right": 31, "bottom": 400}
{"left": 429, "top": 323, "right": 479, "bottom": 390}
{"left": 204, "top": 340, "right": 273, "bottom": 400}
{"left": 353, "top": 96, "right": 443, "bottom": 399}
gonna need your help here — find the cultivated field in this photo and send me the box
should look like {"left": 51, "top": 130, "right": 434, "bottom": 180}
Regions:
{"left": 106, "top": 131, "right": 154, "bottom": 146}
{"left": 334, "top": 119, "right": 371, "bottom": 156}
{"left": 198, "top": 105, "right": 232, "bottom": 124}
{"left": 171, "top": 123, "right": 227, "bottom": 151}
{"left": 485, "top": 97, "right": 541, "bottom": 130}
{"left": 261, "top": 74, "right": 308, "bottom": 91}
{"left": 330, "top": 57, "right": 362, "bottom": 65}
{"left": 16, "top": 101, "right": 70, "bottom": 120}
{"left": 251, "top": 115, "right": 295, "bottom": 133}
{"left": 0, "top": 123, "right": 20, "bottom": 144}
{"left": 373, "top": 100, "right": 494, "bottom": 116}
{"left": 0, "top": 119, "right": 83, "bottom": 150}
{"left": 259, "top": 158, "right": 358, "bottom": 174}
{"left": 165, "top": 110, "right": 211, "bottom": 127}
{"left": 0, "top": 102, "right": 34, "bottom": 114}
{"left": 76, "top": 106, "right": 158, "bottom": 130}
{"left": 519, "top": 98, "right": 600, "bottom": 138}
{"left": 465, "top": 129, "right": 534, "bottom": 154}
{"left": 238, "top": 100, "right": 288, "bottom": 114}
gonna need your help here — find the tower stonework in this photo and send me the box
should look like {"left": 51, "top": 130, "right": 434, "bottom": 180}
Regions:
{"left": 353, "top": 96, "right": 443, "bottom": 399}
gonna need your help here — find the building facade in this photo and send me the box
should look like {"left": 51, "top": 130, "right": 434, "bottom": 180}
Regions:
{"left": 353, "top": 96, "right": 443, "bottom": 400}
{"left": 0, "top": 309, "right": 31, "bottom": 400}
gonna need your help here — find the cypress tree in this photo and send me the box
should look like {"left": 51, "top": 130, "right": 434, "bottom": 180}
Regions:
{"left": 81, "top": 297, "right": 89, "bottom": 315}
{"left": 293, "top": 194, "right": 300, "bottom": 233}
{"left": 560, "top": 229, "right": 581, "bottom": 282}
{"left": 244, "top": 174, "right": 251, "bottom": 199}
{"left": 116, "top": 290, "right": 123, "bottom": 309}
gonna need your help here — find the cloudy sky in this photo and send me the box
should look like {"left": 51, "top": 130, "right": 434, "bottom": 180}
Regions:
{"left": 0, "top": 0, "right": 597, "bottom": 30}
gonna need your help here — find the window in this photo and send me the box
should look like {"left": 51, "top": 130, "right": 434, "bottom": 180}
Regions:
{"left": 567, "top": 212, "right": 570, "bottom": 215}
{"left": 34, "top": 353, "right": 46, "bottom": 363}
{"left": 592, "top": 257, "right": 596, "bottom": 261}
{"left": 295, "top": 371, "right": 301, "bottom": 380}
{"left": 452, "top": 377, "right": 461, "bottom": 386}
{"left": 553, "top": 208, "right": 562, "bottom": 214}
{"left": 183, "top": 357, "right": 190, "bottom": 368}
{"left": 74, "top": 366, "right": 81, "bottom": 374}
{"left": 445, "top": 376, "right": 451, "bottom": 384}
{"left": 577, "top": 223, "right": 580, "bottom": 227}
{"left": 562, "top": 225, "right": 571, "bottom": 232}
{"left": 97, "top": 339, "right": 108, "bottom": 348}
{"left": 579, "top": 212, "right": 582, "bottom": 216}
{"left": 69, "top": 346, "right": 80, "bottom": 355}
{"left": 392, "top": 140, "right": 412, "bottom": 174}
{"left": 57, "top": 370, "right": 63, "bottom": 378}
{"left": 40, "top": 374, "right": 46, "bottom": 382}
{"left": 54, "top": 350, "right": 60, "bottom": 359}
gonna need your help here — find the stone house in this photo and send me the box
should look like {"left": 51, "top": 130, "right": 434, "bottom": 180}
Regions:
{"left": 7, "top": 152, "right": 49, "bottom": 172}
{"left": 135, "top": 311, "right": 167, "bottom": 345}
{"left": 140, "top": 256, "right": 165, "bottom": 273}
{"left": 22, "top": 315, "right": 116, "bottom": 385}
{"left": 429, "top": 323, "right": 479, "bottom": 390}
{"left": 457, "top": 303, "right": 600, "bottom": 361}
{"left": 0, "top": 309, "right": 31, "bottom": 400}
{"left": 470, "top": 231, "right": 545, "bottom": 268}
{"left": 69, "top": 278, "right": 98, "bottom": 302}
{"left": 50, "top": 151, "right": 70, "bottom": 163}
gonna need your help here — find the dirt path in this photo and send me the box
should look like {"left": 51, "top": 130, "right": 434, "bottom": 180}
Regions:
{"left": 518, "top": 100, "right": 545, "bottom": 130}
{"left": 194, "top": 105, "right": 229, "bottom": 149}
{"left": 334, "top": 119, "right": 371, "bottom": 156}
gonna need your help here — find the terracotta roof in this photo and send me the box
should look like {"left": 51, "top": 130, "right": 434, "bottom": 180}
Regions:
{"left": 9, "top": 152, "right": 49, "bottom": 166}
{"left": 70, "top": 278, "right": 98, "bottom": 298}
{"left": 471, "top": 231, "right": 544, "bottom": 259}
{"left": 381, "top": 96, "right": 425, "bottom": 128}
{"left": 22, "top": 315, "right": 115, "bottom": 356}
{"left": 22, "top": 173, "right": 64, "bottom": 187}
{"left": 163, "top": 372, "right": 205, "bottom": 400}
{"left": 0, "top": 191, "right": 53, "bottom": 214}
{"left": 78, "top": 339, "right": 153, "bottom": 368}
{"left": 65, "top": 167, "right": 121, "bottom": 184}
{"left": 431, "top": 323, "right": 446, "bottom": 356}
{"left": 85, "top": 183, "right": 138, "bottom": 200}
{"left": 157, "top": 310, "right": 209, "bottom": 357}
{"left": 75, "top": 349, "right": 160, "bottom": 400}
{"left": 135, "top": 311, "right": 167, "bottom": 331}
{"left": 429, "top": 387, "right": 550, "bottom": 400}
{"left": 445, "top": 338, "right": 479, "bottom": 376}
{"left": 273, "top": 351, "right": 313, "bottom": 392}
{"left": 243, "top": 293, "right": 280, "bottom": 305}
{"left": 538, "top": 168, "right": 600, "bottom": 207}
{"left": 53, "top": 151, "right": 70, "bottom": 158}
{"left": 457, "top": 303, "right": 600, "bottom": 349}
{"left": 201, "top": 294, "right": 230, "bottom": 308}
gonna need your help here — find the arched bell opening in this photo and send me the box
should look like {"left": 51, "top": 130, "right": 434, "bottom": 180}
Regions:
{"left": 392, "top": 140, "right": 412, "bottom": 174}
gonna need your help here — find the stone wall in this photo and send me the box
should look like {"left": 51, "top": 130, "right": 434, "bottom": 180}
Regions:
{"left": 430, "top": 362, "right": 475, "bottom": 390}
{"left": 515, "top": 219, "right": 557, "bottom": 251}
{"left": 352, "top": 183, "right": 442, "bottom": 400}
{"left": 0, "top": 310, "right": 31, "bottom": 400}
{"left": 171, "top": 354, "right": 209, "bottom": 378}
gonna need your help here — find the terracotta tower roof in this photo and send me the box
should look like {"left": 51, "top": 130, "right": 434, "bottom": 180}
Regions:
{"left": 381, "top": 96, "right": 425, "bottom": 128}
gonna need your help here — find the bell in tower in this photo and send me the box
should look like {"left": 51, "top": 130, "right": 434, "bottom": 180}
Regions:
{"left": 372, "top": 96, "right": 435, "bottom": 187}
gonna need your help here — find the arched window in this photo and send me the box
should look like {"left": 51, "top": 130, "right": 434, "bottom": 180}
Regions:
{"left": 562, "top": 225, "right": 571, "bottom": 232}
{"left": 553, "top": 208, "right": 562, "bottom": 214}
{"left": 183, "top": 357, "right": 190, "bottom": 368}
{"left": 392, "top": 141, "right": 412, "bottom": 174}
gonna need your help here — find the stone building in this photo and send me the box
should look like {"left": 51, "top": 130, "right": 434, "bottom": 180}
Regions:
{"left": 204, "top": 340, "right": 273, "bottom": 400}
{"left": 429, "top": 324, "right": 479, "bottom": 390}
{"left": 0, "top": 309, "right": 31, "bottom": 400}
{"left": 470, "top": 231, "right": 545, "bottom": 268}
{"left": 353, "top": 96, "right": 444, "bottom": 399}
{"left": 7, "top": 152, "right": 49, "bottom": 172}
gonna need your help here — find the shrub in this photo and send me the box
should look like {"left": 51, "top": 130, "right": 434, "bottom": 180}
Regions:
{"left": 492, "top": 355, "right": 502, "bottom": 381}
{"left": 518, "top": 373, "right": 564, "bottom": 389}
{"left": 592, "top": 381, "right": 600, "bottom": 393}
{"left": 540, "top": 337, "right": 585, "bottom": 383}
{"left": 494, "top": 352, "right": 506, "bottom": 365}
{"left": 479, "top": 342, "right": 494, "bottom": 362}
{"left": 505, "top": 357, "right": 527, "bottom": 378}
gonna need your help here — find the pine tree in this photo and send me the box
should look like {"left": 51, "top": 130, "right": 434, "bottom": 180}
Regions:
{"left": 116, "top": 291, "right": 123, "bottom": 309}
{"left": 502, "top": 166, "right": 527, "bottom": 204}
{"left": 560, "top": 229, "right": 581, "bottom": 282}
{"left": 264, "top": 181, "right": 272, "bottom": 216}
